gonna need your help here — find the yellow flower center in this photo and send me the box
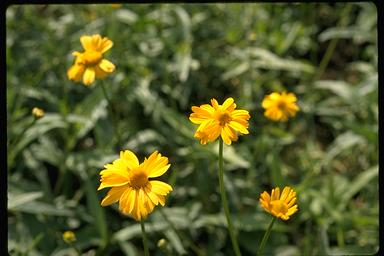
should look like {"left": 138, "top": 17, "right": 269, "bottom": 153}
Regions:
{"left": 82, "top": 51, "right": 103, "bottom": 65}
{"left": 277, "top": 99, "right": 287, "bottom": 111}
{"left": 129, "top": 168, "right": 148, "bottom": 190}
{"left": 215, "top": 109, "right": 232, "bottom": 126}
{"left": 270, "top": 200, "right": 288, "bottom": 215}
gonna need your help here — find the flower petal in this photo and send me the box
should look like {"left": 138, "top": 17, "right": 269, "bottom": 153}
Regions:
{"left": 101, "top": 185, "right": 127, "bottom": 206}
{"left": 100, "top": 37, "right": 113, "bottom": 53}
{"left": 120, "top": 150, "right": 140, "bottom": 171}
{"left": 149, "top": 180, "right": 173, "bottom": 196}
{"left": 80, "top": 35, "right": 94, "bottom": 51}
{"left": 83, "top": 67, "right": 95, "bottom": 86}
{"left": 98, "top": 59, "right": 115, "bottom": 73}
{"left": 222, "top": 98, "right": 235, "bottom": 110}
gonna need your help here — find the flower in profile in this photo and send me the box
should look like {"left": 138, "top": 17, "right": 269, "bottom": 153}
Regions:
{"left": 189, "top": 98, "right": 250, "bottom": 145}
{"left": 259, "top": 186, "right": 298, "bottom": 220}
{"left": 67, "top": 34, "right": 115, "bottom": 86}
{"left": 32, "top": 107, "right": 44, "bottom": 118}
{"left": 62, "top": 231, "right": 76, "bottom": 243}
{"left": 261, "top": 92, "right": 299, "bottom": 121}
{"left": 98, "top": 150, "right": 173, "bottom": 221}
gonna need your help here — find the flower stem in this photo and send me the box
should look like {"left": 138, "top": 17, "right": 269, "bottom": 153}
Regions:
{"left": 218, "top": 139, "right": 242, "bottom": 256}
{"left": 140, "top": 219, "right": 149, "bottom": 256}
{"left": 257, "top": 217, "right": 277, "bottom": 256}
{"left": 99, "top": 81, "right": 122, "bottom": 148}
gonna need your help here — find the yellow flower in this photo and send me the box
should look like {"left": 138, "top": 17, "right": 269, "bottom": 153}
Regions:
{"left": 98, "top": 150, "right": 173, "bottom": 221}
{"left": 32, "top": 107, "right": 44, "bottom": 118}
{"left": 67, "top": 34, "right": 115, "bottom": 86}
{"left": 62, "top": 231, "right": 76, "bottom": 243}
{"left": 111, "top": 3, "right": 123, "bottom": 8}
{"left": 261, "top": 92, "right": 299, "bottom": 121}
{"left": 259, "top": 186, "right": 298, "bottom": 220}
{"left": 189, "top": 98, "right": 250, "bottom": 145}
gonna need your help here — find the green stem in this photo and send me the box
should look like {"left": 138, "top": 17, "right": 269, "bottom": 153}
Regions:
{"left": 313, "top": 4, "right": 352, "bottom": 81}
{"left": 257, "top": 217, "right": 277, "bottom": 256}
{"left": 218, "top": 139, "right": 242, "bottom": 256}
{"left": 141, "top": 219, "right": 149, "bottom": 256}
{"left": 100, "top": 80, "right": 122, "bottom": 149}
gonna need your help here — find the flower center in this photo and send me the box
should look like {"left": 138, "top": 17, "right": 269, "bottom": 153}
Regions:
{"left": 129, "top": 168, "right": 148, "bottom": 190}
{"left": 277, "top": 100, "right": 287, "bottom": 111}
{"left": 270, "top": 200, "right": 288, "bottom": 215}
{"left": 82, "top": 51, "right": 103, "bottom": 65}
{"left": 215, "top": 109, "right": 232, "bottom": 126}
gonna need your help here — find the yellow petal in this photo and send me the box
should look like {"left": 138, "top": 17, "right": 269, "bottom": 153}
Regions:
{"left": 98, "top": 59, "right": 115, "bottom": 73}
{"left": 83, "top": 67, "right": 95, "bottom": 86}
{"left": 98, "top": 170, "right": 129, "bottom": 190}
{"left": 67, "top": 64, "right": 85, "bottom": 81}
{"left": 220, "top": 129, "right": 232, "bottom": 145}
{"left": 101, "top": 185, "right": 127, "bottom": 206}
{"left": 229, "top": 121, "right": 249, "bottom": 134}
{"left": 149, "top": 180, "right": 173, "bottom": 196}
{"left": 100, "top": 37, "right": 113, "bottom": 53}
{"left": 222, "top": 98, "right": 234, "bottom": 110}
{"left": 80, "top": 35, "right": 94, "bottom": 51}
{"left": 120, "top": 150, "right": 140, "bottom": 171}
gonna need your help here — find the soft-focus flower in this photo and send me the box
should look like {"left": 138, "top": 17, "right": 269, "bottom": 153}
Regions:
{"left": 111, "top": 3, "right": 122, "bottom": 8}
{"left": 189, "top": 98, "right": 250, "bottom": 145}
{"left": 32, "top": 107, "right": 44, "bottom": 118}
{"left": 259, "top": 186, "right": 298, "bottom": 220}
{"left": 98, "top": 150, "right": 173, "bottom": 221}
{"left": 67, "top": 34, "right": 115, "bottom": 86}
{"left": 62, "top": 231, "right": 76, "bottom": 243}
{"left": 261, "top": 92, "right": 299, "bottom": 121}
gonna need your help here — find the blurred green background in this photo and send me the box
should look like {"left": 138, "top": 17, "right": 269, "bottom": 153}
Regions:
{"left": 7, "top": 3, "right": 378, "bottom": 256}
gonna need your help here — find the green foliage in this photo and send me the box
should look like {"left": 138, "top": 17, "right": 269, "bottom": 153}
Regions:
{"left": 7, "top": 3, "right": 378, "bottom": 255}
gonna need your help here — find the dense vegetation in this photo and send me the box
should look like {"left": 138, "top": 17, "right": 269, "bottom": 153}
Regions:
{"left": 7, "top": 3, "right": 378, "bottom": 255}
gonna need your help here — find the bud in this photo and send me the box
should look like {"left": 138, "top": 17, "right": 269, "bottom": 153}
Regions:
{"left": 32, "top": 107, "right": 44, "bottom": 118}
{"left": 157, "top": 238, "right": 167, "bottom": 248}
{"left": 63, "top": 231, "right": 76, "bottom": 243}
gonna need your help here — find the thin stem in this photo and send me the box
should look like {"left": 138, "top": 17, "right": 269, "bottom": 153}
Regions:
{"left": 218, "top": 139, "right": 242, "bottom": 256}
{"left": 99, "top": 80, "right": 122, "bottom": 148}
{"left": 257, "top": 217, "right": 277, "bottom": 256}
{"left": 313, "top": 4, "right": 352, "bottom": 81}
{"left": 140, "top": 219, "right": 149, "bottom": 256}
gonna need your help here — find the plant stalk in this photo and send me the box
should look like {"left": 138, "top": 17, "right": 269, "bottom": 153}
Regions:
{"left": 218, "top": 139, "right": 241, "bottom": 256}
{"left": 257, "top": 217, "right": 277, "bottom": 256}
{"left": 141, "top": 219, "right": 149, "bottom": 256}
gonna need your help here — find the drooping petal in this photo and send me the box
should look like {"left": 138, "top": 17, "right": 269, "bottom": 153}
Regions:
{"left": 83, "top": 67, "right": 95, "bottom": 85}
{"left": 101, "top": 185, "right": 128, "bottom": 206}
{"left": 67, "top": 64, "right": 85, "bottom": 81}
{"left": 98, "top": 59, "right": 115, "bottom": 73}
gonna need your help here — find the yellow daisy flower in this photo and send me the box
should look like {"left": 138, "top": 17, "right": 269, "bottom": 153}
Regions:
{"left": 259, "top": 186, "right": 298, "bottom": 220}
{"left": 98, "top": 150, "right": 173, "bottom": 221}
{"left": 67, "top": 34, "right": 115, "bottom": 86}
{"left": 189, "top": 98, "right": 251, "bottom": 145}
{"left": 261, "top": 92, "right": 299, "bottom": 121}
{"left": 31, "top": 107, "right": 44, "bottom": 118}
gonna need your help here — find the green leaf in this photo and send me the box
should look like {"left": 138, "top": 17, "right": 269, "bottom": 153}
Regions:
{"left": 8, "top": 191, "right": 43, "bottom": 209}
